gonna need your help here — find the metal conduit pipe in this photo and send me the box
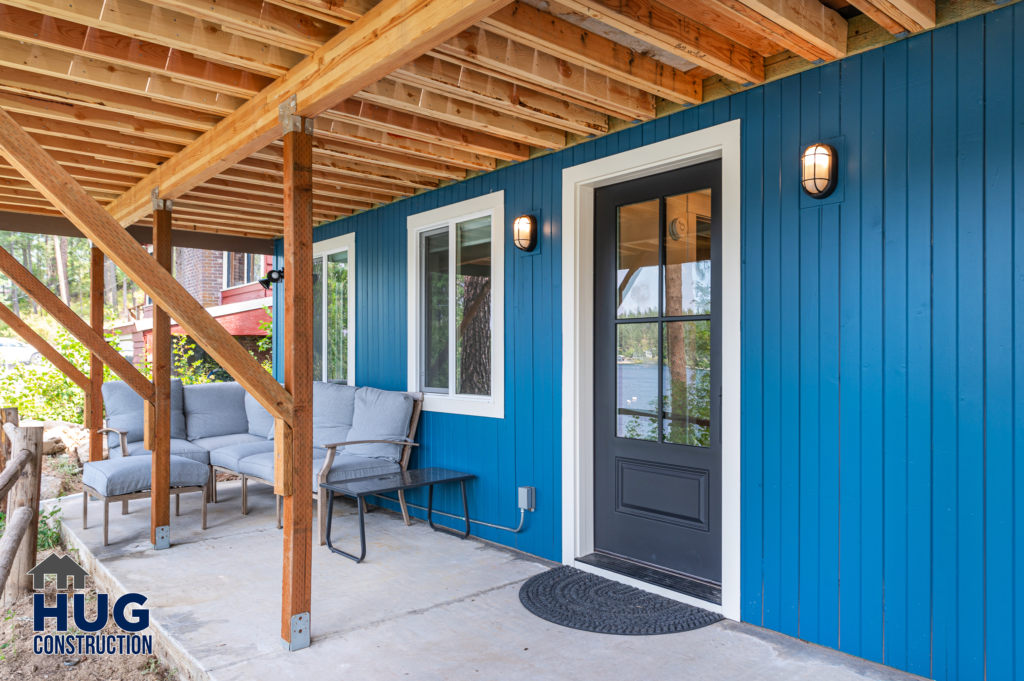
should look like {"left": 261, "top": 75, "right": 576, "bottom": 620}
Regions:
{"left": 372, "top": 493, "right": 528, "bottom": 534}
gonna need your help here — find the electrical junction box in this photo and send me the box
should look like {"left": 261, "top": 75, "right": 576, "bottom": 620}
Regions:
{"left": 518, "top": 486, "right": 536, "bottom": 512}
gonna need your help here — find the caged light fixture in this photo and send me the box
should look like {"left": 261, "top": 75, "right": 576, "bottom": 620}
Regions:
{"left": 801, "top": 143, "right": 838, "bottom": 199}
{"left": 513, "top": 215, "right": 537, "bottom": 252}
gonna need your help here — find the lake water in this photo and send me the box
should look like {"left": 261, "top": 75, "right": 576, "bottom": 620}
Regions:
{"left": 615, "top": 363, "right": 708, "bottom": 439}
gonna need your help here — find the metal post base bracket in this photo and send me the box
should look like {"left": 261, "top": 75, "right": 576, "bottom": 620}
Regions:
{"left": 279, "top": 95, "right": 315, "bottom": 136}
{"left": 281, "top": 613, "right": 310, "bottom": 651}
{"left": 153, "top": 525, "right": 170, "bottom": 550}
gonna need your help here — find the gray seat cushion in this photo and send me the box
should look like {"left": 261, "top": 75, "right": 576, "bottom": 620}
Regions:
{"left": 345, "top": 387, "right": 415, "bottom": 462}
{"left": 209, "top": 441, "right": 276, "bottom": 472}
{"left": 109, "top": 438, "right": 210, "bottom": 465}
{"left": 191, "top": 433, "right": 266, "bottom": 452}
{"left": 312, "top": 382, "right": 357, "bottom": 447}
{"left": 83, "top": 455, "right": 209, "bottom": 497}
{"left": 317, "top": 454, "right": 400, "bottom": 490}
{"left": 244, "top": 392, "right": 275, "bottom": 438}
{"left": 183, "top": 382, "right": 248, "bottom": 440}
{"left": 237, "top": 449, "right": 328, "bottom": 483}
{"left": 101, "top": 379, "right": 186, "bottom": 448}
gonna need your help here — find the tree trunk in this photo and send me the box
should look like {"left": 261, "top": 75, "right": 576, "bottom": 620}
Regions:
{"left": 457, "top": 277, "right": 491, "bottom": 395}
{"left": 665, "top": 255, "right": 688, "bottom": 443}
{"left": 22, "top": 242, "right": 36, "bottom": 314}
{"left": 122, "top": 275, "right": 130, "bottom": 318}
{"left": 53, "top": 235, "right": 70, "bottom": 305}
{"left": 104, "top": 257, "right": 116, "bottom": 306}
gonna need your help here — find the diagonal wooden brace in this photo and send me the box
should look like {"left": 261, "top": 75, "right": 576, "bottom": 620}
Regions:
{"left": 0, "top": 301, "right": 90, "bottom": 393}
{"left": 0, "top": 107, "right": 293, "bottom": 423}
{"left": 0, "top": 244, "right": 153, "bottom": 401}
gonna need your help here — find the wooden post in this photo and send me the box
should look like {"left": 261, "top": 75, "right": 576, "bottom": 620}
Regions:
{"left": 280, "top": 118, "right": 314, "bottom": 652}
{"left": 148, "top": 203, "right": 173, "bottom": 549}
{"left": 0, "top": 408, "right": 17, "bottom": 514}
{"left": 89, "top": 245, "right": 105, "bottom": 463}
{"left": 3, "top": 422, "right": 42, "bottom": 607}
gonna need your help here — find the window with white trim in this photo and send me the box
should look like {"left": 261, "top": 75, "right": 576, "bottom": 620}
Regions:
{"left": 408, "top": 192, "right": 504, "bottom": 418}
{"left": 224, "top": 253, "right": 264, "bottom": 289}
{"left": 313, "top": 233, "right": 356, "bottom": 384}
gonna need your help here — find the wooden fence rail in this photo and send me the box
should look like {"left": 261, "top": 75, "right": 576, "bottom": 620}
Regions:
{"left": 0, "top": 414, "right": 43, "bottom": 606}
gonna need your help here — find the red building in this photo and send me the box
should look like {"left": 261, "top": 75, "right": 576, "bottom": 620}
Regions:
{"left": 111, "top": 248, "right": 274, "bottom": 367}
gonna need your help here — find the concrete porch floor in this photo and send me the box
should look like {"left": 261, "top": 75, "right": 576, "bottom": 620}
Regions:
{"left": 50, "top": 481, "right": 926, "bottom": 681}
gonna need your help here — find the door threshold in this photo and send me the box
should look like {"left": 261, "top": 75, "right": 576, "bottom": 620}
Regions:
{"left": 577, "top": 552, "right": 722, "bottom": 605}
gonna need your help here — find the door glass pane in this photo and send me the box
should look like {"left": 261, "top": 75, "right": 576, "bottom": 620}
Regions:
{"left": 616, "top": 322, "right": 658, "bottom": 441}
{"left": 662, "top": 320, "right": 711, "bottom": 447}
{"left": 617, "top": 199, "right": 660, "bottom": 319}
{"left": 325, "top": 250, "right": 348, "bottom": 382}
{"left": 456, "top": 216, "right": 491, "bottom": 396}
{"left": 312, "top": 256, "right": 324, "bottom": 381}
{"left": 664, "top": 190, "right": 712, "bottom": 316}
{"left": 423, "top": 230, "right": 449, "bottom": 390}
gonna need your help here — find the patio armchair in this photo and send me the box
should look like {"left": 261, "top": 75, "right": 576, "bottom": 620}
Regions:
{"left": 233, "top": 384, "right": 423, "bottom": 545}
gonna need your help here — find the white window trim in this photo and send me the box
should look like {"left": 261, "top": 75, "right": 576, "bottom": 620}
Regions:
{"left": 313, "top": 232, "right": 357, "bottom": 386}
{"left": 561, "top": 121, "right": 741, "bottom": 620}
{"left": 222, "top": 252, "right": 267, "bottom": 291}
{"left": 407, "top": 191, "right": 505, "bottom": 419}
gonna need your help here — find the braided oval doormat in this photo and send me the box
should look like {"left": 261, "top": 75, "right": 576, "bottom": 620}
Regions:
{"left": 519, "top": 566, "right": 723, "bottom": 636}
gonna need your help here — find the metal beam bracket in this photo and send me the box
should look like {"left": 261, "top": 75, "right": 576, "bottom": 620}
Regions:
{"left": 153, "top": 525, "right": 170, "bottom": 550}
{"left": 281, "top": 612, "right": 310, "bottom": 651}
{"left": 279, "top": 95, "right": 301, "bottom": 134}
{"left": 150, "top": 188, "right": 172, "bottom": 212}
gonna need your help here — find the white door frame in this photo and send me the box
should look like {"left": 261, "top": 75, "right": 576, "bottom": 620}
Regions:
{"left": 560, "top": 120, "right": 742, "bottom": 620}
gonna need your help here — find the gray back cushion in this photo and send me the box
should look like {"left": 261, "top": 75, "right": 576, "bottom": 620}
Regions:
{"left": 312, "top": 382, "right": 357, "bottom": 447}
{"left": 244, "top": 392, "right": 275, "bottom": 438}
{"left": 102, "top": 379, "right": 186, "bottom": 448}
{"left": 345, "top": 387, "right": 414, "bottom": 462}
{"left": 183, "top": 382, "right": 248, "bottom": 440}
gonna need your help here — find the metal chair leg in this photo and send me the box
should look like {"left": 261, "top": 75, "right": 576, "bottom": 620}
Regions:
{"left": 82, "top": 489, "right": 87, "bottom": 530}
{"left": 175, "top": 492, "right": 180, "bottom": 516}
{"left": 121, "top": 499, "right": 129, "bottom": 515}
{"left": 398, "top": 490, "right": 411, "bottom": 526}
{"left": 241, "top": 475, "right": 248, "bottom": 515}
{"left": 103, "top": 498, "right": 109, "bottom": 547}
{"left": 202, "top": 482, "right": 208, "bottom": 530}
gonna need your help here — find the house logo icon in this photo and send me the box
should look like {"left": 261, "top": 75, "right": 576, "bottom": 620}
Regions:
{"left": 27, "top": 554, "right": 88, "bottom": 591}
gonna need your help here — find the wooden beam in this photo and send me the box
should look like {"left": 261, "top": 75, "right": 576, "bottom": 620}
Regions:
{"left": 89, "top": 245, "right": 104, "bottom": 463}
{"left": 0, "top": 301, "right": 90, "bottom": 391}
{"left": 479, "top": 3, "right": 702, "bottom": 106}
{"left": 0, "top": 242, "right": 152, "bottom": 398}
{"left": 866, "top": 0, "right": 934, "bottom": 31}
{"left": 0, "top": 106, "right": 291, "bottom": 421}
{"left": 148, "top": 206, "right": 172, "bottom": 548}
{"left": 1, "top": 0, "right": 302, "bottom": 77}
{"left": 555, "top": 0, "right": 764, "bottom": 84}
{"left": 843, "top": 0, "right": 908, "bottom": 34}
{"left": 278, "top": 121, "right": 313, "bottom": 652}
{"left": 727, "top": 0, "right": 847, "bottom": 59}
{"left": 105, "top": 0, "right": 518, "bottom": 225}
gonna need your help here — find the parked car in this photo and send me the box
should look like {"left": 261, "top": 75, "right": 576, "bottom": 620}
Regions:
{"left": 0, "top": 338, "right": 40, "bottom": 367}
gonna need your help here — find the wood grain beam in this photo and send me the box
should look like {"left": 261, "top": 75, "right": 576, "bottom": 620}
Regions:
{"left": 727, "top": 0, "right": 846, "bottom": 59}
{"left": 555, "top": 0, "right": 764, "bottom": 84}
{"left": 0, "top": 301, "right": 90, "bottom": 391}
{"left": 843, "top": 0, "right": 907, "bottom": 34}
{"left": 479, "top": 3, "right": 700, "bottom": 107}
{"left": 278, "top": 122, "right": 313, "bottom": 651}
{"left": 867, "top": 0, "right": 934, "bottom": 31}
{"left": 1, "top": 0, "right": 302, "bottom": 76}
{"left": 148, "top": 205, "right": 171, "bottom": 547}
{"left": 105, "top": 0, "right": 517, "bottom": 226}
{"left": 0, "top": 106, "right": 292, "bottom": 421}
{"left": 88, "top": 245, "right": 103, "bottom": 463}
{"left": 0, "top": 242, "right": 152, "bottom": 399}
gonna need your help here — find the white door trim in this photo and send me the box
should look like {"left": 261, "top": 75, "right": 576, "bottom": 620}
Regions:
{"left": 560, "top": 119, "right": 742, "bottom": 620}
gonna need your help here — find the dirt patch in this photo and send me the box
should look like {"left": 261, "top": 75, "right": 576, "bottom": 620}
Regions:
{"left": 0, "top": 547, "right": 176, "bottom": 680}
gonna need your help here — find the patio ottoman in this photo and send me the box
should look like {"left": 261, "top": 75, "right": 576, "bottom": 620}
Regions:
{"left": 82, "top": 455, "right": 210, "bottom": 545}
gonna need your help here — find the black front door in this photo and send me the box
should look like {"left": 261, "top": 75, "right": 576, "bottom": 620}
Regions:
{"left": 591, "top": 161, "right": 722, "bottom": 593}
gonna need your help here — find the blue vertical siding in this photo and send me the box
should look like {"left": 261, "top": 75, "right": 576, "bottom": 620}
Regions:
{"left": 269, "top": 6, "right": 1024, "bottom": 677}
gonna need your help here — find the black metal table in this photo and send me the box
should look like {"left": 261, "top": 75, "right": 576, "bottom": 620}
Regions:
{"left": 320, "top": 467, "right": 476, "bottom": 563}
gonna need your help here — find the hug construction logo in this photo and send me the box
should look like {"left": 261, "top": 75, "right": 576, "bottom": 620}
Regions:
{"left": 28, "top": 554, "right": 153, "bottom": 656}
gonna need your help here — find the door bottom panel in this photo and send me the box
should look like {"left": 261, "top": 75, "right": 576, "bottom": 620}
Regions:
{"left": 577, "top": 551, "right": 722, "bottom": 605}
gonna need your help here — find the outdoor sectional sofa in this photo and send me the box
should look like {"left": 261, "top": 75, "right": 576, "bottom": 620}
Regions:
{"left": 82, "top": 379, "right": 423, "bottom": 546}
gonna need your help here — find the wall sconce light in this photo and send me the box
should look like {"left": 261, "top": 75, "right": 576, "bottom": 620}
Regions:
{"left": 513, "top": 215, "right": 537, "bottom": 252}
{"left": 259, "top": 268, "right": 285, "bottom": 290}
{"left": 801, "top": 143, "right": 838, "bottom": 199}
